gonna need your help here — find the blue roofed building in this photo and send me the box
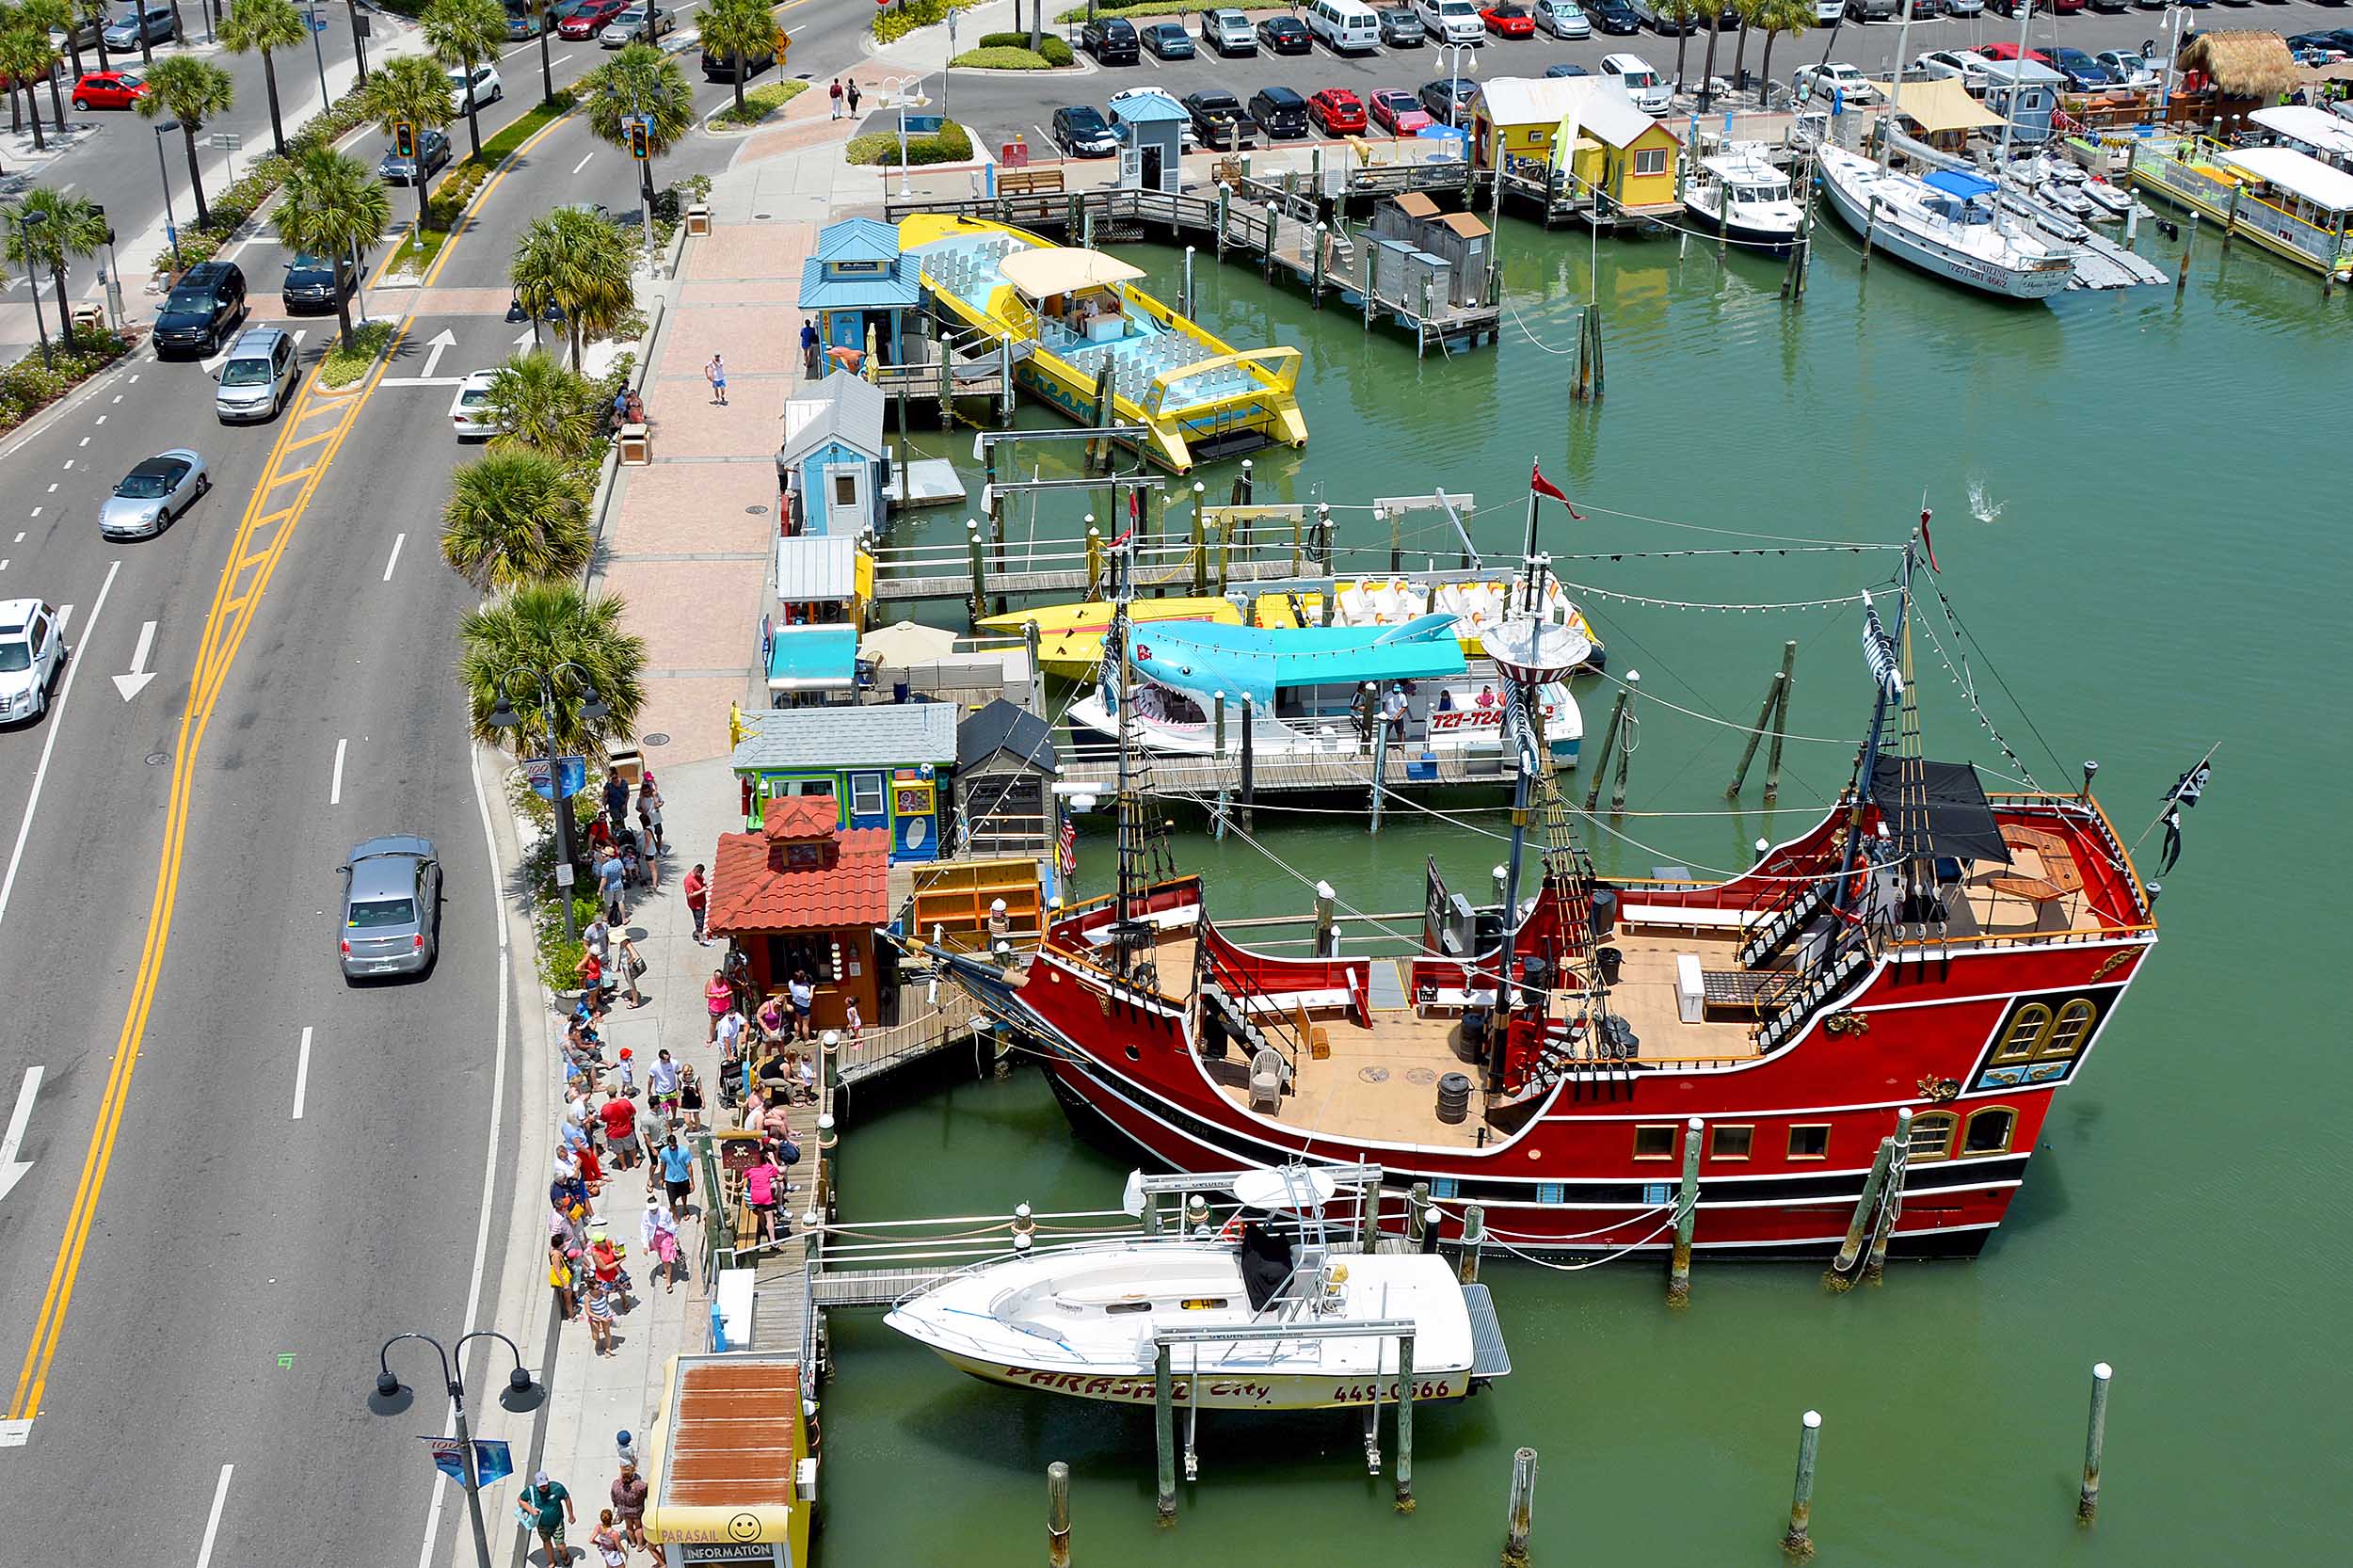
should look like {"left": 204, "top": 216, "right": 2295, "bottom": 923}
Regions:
{"left": 777, "top": 371, "right": 888, "bottom": 537}
{"left": 1106, "top": 90, "right": 1190, "bottom": 194}
{"left": 798, "top": 216, "right": 923, "bottom": 364}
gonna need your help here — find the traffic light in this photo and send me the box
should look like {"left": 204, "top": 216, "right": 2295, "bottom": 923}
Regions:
{"left": 393, "top": 120, "right": 416, "bottom": 160}
{"left": 627, "top": 118, "right": 649, "bottom": 161}
{"left": 92, "top": 203, "right": 113, "bottom": 248}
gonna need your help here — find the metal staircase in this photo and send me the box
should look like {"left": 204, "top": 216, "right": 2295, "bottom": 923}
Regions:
{"left": 1738, "top": 879, "right": 1832, "bottom": 970}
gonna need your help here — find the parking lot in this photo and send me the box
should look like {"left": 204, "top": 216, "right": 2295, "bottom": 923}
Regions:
{"left": 945, "top": 2, "right": 2353, "bottom": 158}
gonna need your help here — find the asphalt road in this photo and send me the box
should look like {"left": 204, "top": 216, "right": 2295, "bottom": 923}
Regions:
{"left": 952, "top": 2, "right": 2353, "bottom": 154}
{"left": 0, "top": 3, "right": 872, "bottom": 1561}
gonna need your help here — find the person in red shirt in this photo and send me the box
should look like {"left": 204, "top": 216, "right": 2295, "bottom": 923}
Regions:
{"left": 683, "top": 862, "right": 709, "bottom": 944}
{"left": 598, "top": 1090, "right": 639, "bottom": 1171}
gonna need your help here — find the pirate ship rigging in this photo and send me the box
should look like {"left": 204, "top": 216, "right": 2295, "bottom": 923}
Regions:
{"left": 926, "top": 503, "right": 2169, "bottom": 1259}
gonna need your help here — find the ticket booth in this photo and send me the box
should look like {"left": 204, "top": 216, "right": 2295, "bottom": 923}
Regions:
{"left": 642, "top": 1353, "right": 815, "bottom": 1568}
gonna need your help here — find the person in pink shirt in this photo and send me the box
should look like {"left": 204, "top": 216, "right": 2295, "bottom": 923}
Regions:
{"left": 742, "top": 1151, "right": 785, "bottom": 1244}
{"left": 705, "top": 968, "right": 731, "bottom": 1043}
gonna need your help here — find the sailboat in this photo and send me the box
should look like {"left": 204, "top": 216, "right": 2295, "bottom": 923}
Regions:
{"left": 1814, "top": 3, "right": 2077, "bottom": 299}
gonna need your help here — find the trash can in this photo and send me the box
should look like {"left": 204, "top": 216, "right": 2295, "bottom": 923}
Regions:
{"left": 684, "top": 202, "right": 712, "bottom": 237}
{"left": 618, "top": 421, "right": 650, "bottom": 466}
{"left": 1435, "top": 1072, "right": 1472, "bottom": 1125}
{"left": 1596, "top": 946, "right": 1624, "bottom": 987}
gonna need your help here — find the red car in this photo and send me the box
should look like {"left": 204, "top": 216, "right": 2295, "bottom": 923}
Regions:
{"left": 1978, "top": 41, "right": 2054, "bottom": 65}
{"left": 72, "top": 71, "right": 149, "bottom": 110}
{"left": 556, "top": 0, "right": 625, "bottom": 40}
{"left": 1481, "top": 2, "right": 1536, "bottom": 37}
{"left": 1307, "top": 88, "right": 1368, "bottom": 136}
{"left": 1369, "top": 88, "right": 1434, "bottom": 136}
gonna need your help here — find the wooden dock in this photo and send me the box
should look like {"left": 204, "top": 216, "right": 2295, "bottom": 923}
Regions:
{"left": 884, "top": 178, "right": 1502, "bottom": 355}
{"left": 1062, "top": 743, "right": 1528, "bottom": 802}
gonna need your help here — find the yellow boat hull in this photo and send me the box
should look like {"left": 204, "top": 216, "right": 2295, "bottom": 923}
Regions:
{"left": 898, "top": 215, "right": 1309, "bottom": 473}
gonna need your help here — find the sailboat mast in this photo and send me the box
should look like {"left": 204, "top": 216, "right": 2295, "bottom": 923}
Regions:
{"left": 1879, "top": 0, "right": 1921, "bottom": 176}
{"left": 1994, "top": 0, "right": 2030, "bottom": 170}
{"left": 1832, "top": 538, "right": 1915, "bottom": 928}
{"left": 1112, "top": 539, "right": 1137, "bottom": 968}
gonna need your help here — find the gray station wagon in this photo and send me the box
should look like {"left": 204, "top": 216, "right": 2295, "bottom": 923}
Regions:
{"left": 339, "top": 836, "right": 441, "bottom": 980}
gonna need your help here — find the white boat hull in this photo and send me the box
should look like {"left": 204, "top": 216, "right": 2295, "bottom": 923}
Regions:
{"left": 918, "top": 1346, "right": 1476, "bottom": 1412}
{"left": 1067, "top": 680, "right": 1582, "bottom": 765}
{"left": 1817, "top": 149, "right": 2074, "bottom": 300}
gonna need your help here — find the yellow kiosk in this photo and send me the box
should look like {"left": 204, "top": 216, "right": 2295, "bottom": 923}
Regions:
{"left": 641, "top": 1354, "right": 815, "bottom": 1566}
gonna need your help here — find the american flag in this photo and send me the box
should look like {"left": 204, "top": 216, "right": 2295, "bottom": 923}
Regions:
{"left": 1058, "top": 814, "right": 1078, "bottom": 879}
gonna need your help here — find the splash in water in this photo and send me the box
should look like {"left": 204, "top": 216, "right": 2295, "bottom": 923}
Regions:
{"left": 1967, "top": 480, "right": 2005, "bottom": 525}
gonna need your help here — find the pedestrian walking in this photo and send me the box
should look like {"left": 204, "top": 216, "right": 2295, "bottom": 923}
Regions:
{"left": 643, "top": 1195, "right": 683, "bottom": 1292}
{"left": 603, "top": 767, "right": 630, "bottom": 829}
{"left": 612, "top": 1461, "right": 651, "bottom": 1550}
{"left": 550, "top": 1239, "right": 579, "bottom": 1321}
{"left": 648, "top": 1048, "right": 681, "bottom": 1117}
{"left": 574, "top": 951, "right": 610, "bottom": 1018}
{"left": 743, "top": 1146, "right": 784, "bottom": 1244}
{"left": 616, "top": 1046, "right": 637, "bottom": 1095}
{"left": 517, "top": 1472, "right": 576, "bottom": 1564}
{"left": 846, "top": 77, "right": 861, "bottom": 117}
{"left": 635, "top": 773, "right": 664, "bottom": 855}
{"left": 636, "top": 1100, "right": 669, "bottom": 1170}
{"left": 705, "top": 353, "right": 728, "bottom": 406}
{"left": 588, "top": 1230, "right": 632, "bottom": 1311}
{"left": 596, "top": 849, "right": 628, "bottom": 915}
{"left": 828, "top": 77, "right": 842, "bottom": 119}
{"left": 684, "top": 862, "right": 709, "bottom": 942}
{"left": 723, "top": 943, "right": 753, "bottom": 1012}
{"left": 584, "top": 1277, "right": 617, "bottom": 1355}
{"left": 599, "top": 1087, "right": 639, "bottom": 1171}
{"left": 843, "top": 997, "right": 862, "bottom": 1052}
{"left": 705, "top": 968, "right": 732, "bottom": 1042}
{"left": 591, "top": 1510, "right": 629, "bottom": 1568}
{"left": 800, "top": 318, "right": 822, "bottom": 379}
{"left": 679, "top": 1065, "right": 704, "bottom": 1131}
{"left": 616, "top": 931, "right": 647, "bottom": 1009}
{"left": 788, "top": 969, "right": 815, "bottom": 1042}
{"left": 657, "top": 1132, "right": 696, "bottom": 1214}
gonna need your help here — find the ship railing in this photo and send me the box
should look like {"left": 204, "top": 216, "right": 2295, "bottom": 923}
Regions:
{"left": 1199, "top": 940, "right": 1308, "bottom": 1076}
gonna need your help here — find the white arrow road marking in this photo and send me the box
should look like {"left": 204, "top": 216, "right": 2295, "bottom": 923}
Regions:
{"left": 0, "top": 1065, "right": 40, "bottom": 1203}
{"left": 514, "top": 328, "right": 536, "bottom": 349}
{"left": 329, "top": 738, "right": 347, "bottom": 805}
{"left": 196, "top": 1465, "right": 233, "bottom": 1568}
{"left": 571, "top": 152, "right": 594, "bottom": 175}
{"left": 292, "top": 1028, "right": 312, "bottom": 1120}
{"left": 420, "top": 328, "right": 457, "bottom": 378}
{"left": 0, "top": 560, "right": 115, "bottom": 929}
{"left": 111, "top": 618, "right": 158, "bottom": 700}
{"left": 383, "top": 532, "right": 407, "bottom": 582}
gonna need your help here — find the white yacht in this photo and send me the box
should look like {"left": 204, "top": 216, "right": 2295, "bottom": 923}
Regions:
{"left": 1816, "top": 146, "right": 2078, "bottom": 300}
{"left": 1684, "top": 149, "right": 1805, "bottom": 255}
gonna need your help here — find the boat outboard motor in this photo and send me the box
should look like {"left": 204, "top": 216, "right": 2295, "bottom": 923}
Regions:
{"left": 1237, "top": 1222, "right": 1293, "bottom": 1314}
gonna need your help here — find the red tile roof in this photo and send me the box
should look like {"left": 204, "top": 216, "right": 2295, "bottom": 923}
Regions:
{"left": 707, "top": 822, "right": 892, "bottom": 936}
{"left": 759, "top": 795, "right": 839, "bottom": 841}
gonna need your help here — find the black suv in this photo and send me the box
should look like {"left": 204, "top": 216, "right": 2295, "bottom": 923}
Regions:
{"left": 153, "top": 261, "right": 248, "bottom": 357}
{"left": 1080, "top": 17, "right": 1139, "bottom": 63}
{"left": 1246, "top": 87, "right": 1309, "bottom": 140}
{"left": 281, "top": 251, "right": 357, "bottom": 314}
{"left": 702, "top": 37, "right": 776, "bottom": 81}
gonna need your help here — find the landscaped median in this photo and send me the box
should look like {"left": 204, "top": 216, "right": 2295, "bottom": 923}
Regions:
{"left": 0, "top": 329, "right": 141, "bottom": 436}
{"left": 710, "top": 79, "right": 808, "bottom": 130}
{"left": 318, "top": 321, "right": 400, "bottom": 391}
{"left": 845, "top": 120, "right": 977, "bottom": 167}
{"left": 872, "top": 0, "right": 982, "bottom": 44}
{"left": 379, "top": 91, "right": 580, "bottom": 285}
{"left": 950, "top": 33, "right": 1077, "bottom": 70}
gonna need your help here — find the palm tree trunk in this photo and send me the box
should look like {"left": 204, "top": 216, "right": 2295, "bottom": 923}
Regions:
{"left": 166, "top": 2, "right": 188, "bottom": 47}
{"left": 537, "top": 9, "right": 554, "bottom": 105}
{"left": 1733, "top": 23, "right": 1752, "bottom": 93}
{"left": 52, "top": 260, "right": 75, "bottom": 352}
{"left": 1700, "top": 15, "right": 1723, "bottom": 111}
{"left": 568, "top": 316, "right": 583, "bottom": 370}
{"left": 464, "top": 85, "right": 484, "bottom": 161}
{"left": 181, "top": 122, "right": 210, "bottom": 227}
{"left": 261, "top": 50, "right": 286, "bottom": 155}
{"left": 64, "top": 40, "right": 86, "bottom": 87}
{"left": 733, "top": 54, "right": 745, "bottom": 116}
{"left": 24, "top": 84, "right": 46, "bottom": 152}
{"left": 1760, "top": 31, "right": 1781, "bottom": 109}
{"left": 346, "top": 0, "right": 368, "bottom": 85}
{"left": 1673, "top": 25, "right": 1690, "bottom": 93}
{"left": 94, "top": 31, "right": 111, "bottom": 72}
{"left": 138, "top": 33, "right": 153, "bottom": 69}
{"left": 48, "top": 65, "right": 69, "bottom": 132}
{"left": 331, "top": 255, "right": 355, "bottom": 346}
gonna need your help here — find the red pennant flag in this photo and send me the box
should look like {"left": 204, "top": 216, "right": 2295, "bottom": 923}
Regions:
{"left": 1129, "top": 488, "right": 1142, "bottom": 527}
{"left": 1530, "top": 462, "right": 1585, "bottom": 520}
{"left": 1919, "top": 506, "right": 1939, "bottom": 573}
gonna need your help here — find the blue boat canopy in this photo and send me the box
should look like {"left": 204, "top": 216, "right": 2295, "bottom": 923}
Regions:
{"left": 766, "top": 624, "right": 859, "bottom": 693}
{"left": 1922, "top": 169, "right": 1996, "bottom": 200}
{"left": 1128, "top": 616, "right": 1465, "bottom": 708}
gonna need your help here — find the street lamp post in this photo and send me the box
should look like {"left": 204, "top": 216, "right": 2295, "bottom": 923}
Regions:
{"left": 20, "top": 210, "right": 53, "bottom": 370}
{"left": 152, "top": 121, "right": 184, "bottom": 275}
{"left": 375, "top": 1331, "right": 540, "bottom": 1568}
{"left": 488, "top": 663, "right": 610, "bottom": 940}
{"left": 304, "top": 2, "right": 332, "bottom": 103}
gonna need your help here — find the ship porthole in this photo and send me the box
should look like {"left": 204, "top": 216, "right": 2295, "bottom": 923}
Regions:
{"left": 1126, "top": 1044, "right": 1142, "bottom": 1062}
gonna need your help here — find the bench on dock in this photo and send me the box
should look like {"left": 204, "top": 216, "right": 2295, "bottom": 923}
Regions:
{"left": 1619, "top": 903, "right": 1750, "bottom": 934}
{"left": 996, "top": 167, "right": 1065, "bottom": 197}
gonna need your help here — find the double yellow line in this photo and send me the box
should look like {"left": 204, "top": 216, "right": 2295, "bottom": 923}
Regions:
{"left": 375, "top": 105, "right": 581, "bottom": 292}
{"left": 6, "top": 335, "right": 406, "bottom": 1427}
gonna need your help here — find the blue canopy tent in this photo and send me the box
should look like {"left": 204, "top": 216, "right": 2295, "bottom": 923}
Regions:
{"left": 1126, "top": 616, "right": 1466, "bottom": 709}
{"left": 1921, "top": 168, "right": 1997, "bottom": 201}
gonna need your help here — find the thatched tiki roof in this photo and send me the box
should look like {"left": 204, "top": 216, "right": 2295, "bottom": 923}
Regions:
{"left": 2179, "top": 32, "right": 2298, "bottom": 101}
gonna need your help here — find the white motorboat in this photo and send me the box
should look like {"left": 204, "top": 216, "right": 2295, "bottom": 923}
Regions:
{"left": 885, "top": 1171, "right": 1512, "bottom": 1412}
{"left": 1683, "top": 149, "right": 1805, "bottom": 255}
{"left": 1816, "top": 146, "right": 2078, "bottom": 299}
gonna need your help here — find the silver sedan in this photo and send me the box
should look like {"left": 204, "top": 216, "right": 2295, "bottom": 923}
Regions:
{"left": 100, "top": 450, "right": 209, "bottom": 540}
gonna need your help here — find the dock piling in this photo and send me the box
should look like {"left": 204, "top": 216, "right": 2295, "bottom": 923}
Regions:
{"left": 1393, "top": 1333, "right": 1417, "bottom": 1512}
{"left": 1048, "top": 1462, "right": 1072, "bottom": 1567}
{"left": 1312, "top": 222, "right": 1328, "bottom": 307}
{"left": 1863, "top": 1108, "right": 1913, "bottom": 1283}
{"left": 1727, "top": 642, "right": 1798, "bottom": 799}
{"left": 1239, "top": 696, "right": 1256, "bottom": 833}
{"left": 1405, "top": 1181, "right": 1431, "bottom": 1245}
{"left": 1582, "top": 684, "right": 1630, "bottom": 814}
{"left": 1780, "top": 1411, "right": 1822, "bottom": 1560}
{"left": 1610, "top": 671, "right": 1638, "bottom": 812}
{"left": 1313, "top": 881, "right": 1337, "bottom": 956}
{"left": 965, "top": 519, "right": 987, "bottom": 625}
{"left": 1358, "top": 1180, "right": 1383, "bottom": 1250}
{"left": 2078, "top": 1362, "right": 2113, "bottom": 1522}
{"left": 1825, "top": 1134, "right": 1896, "bottom": 1291}
{"left": 1369, "top": 712, "right": 1388, "bottom": 834}
{"left": 1084, "top": 526, "right": 1103, "bottom": 600}
{"left": 1502, "top": 1448, "right": 1537, "bottom": 1568}
{"left": 1154, "top": 1345, "right": 1177, "bottom": 1523}
{"left": 1458, "top": 1204, "right": 1485, "bottom": 1285}
{"left": 1668, "top": 1115, "right": 1703, "bottom": 1305}
{"left": 1181, "top": 246, "right": 1195, "bottom": 318}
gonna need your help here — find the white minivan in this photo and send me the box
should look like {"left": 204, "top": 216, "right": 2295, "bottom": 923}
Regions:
{"left": 1306, "top": 0, "right": 1384, "bottom": 51}
{"left": 1414, "top": 0, "right": 1486, "bottom": 45}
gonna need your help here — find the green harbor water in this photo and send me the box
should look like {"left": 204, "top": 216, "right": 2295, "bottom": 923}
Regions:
{"left": 824, "top": 219, "right": 2348, "bottom": 1566}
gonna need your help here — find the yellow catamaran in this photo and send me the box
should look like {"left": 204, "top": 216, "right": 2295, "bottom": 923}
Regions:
{"left": 898, "top": 215, "right": 1308, "bottom": 473}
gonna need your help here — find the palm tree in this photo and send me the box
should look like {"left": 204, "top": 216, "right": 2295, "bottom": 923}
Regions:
{"left": 1729, "top": 0, "right": 1771, "bottom": 95}
{"left": 457, "top": 583, "right": 647, "bottom": 759}
{"left": 75, "top": 0, "right": 109, "bottom": 72}
{"left": 1753, "top": 0, "right": 1817, "bottom": 108}
{"left": 578, "top": 43, "right": 693, "bottom": 212}
{"left": 360, "top": 53, "right": 456, "bottom": 234}
{"left": 699, "top": 0, "right": 776, "bottom": 119}
{"left": 509, "top": 205, "right": 634, "bottom": 369}
{"left": 2, "top": 186, "right": 107, "bottom": 350}
{"left": 1699, "top": 1, "right": 1727, "bottom": 111}
{"left": 1662, "top": 0, "right": 1703, "bottom": 95}
{"left": 272, "top": 144, "right": 390, "bottom": 346}
{"left": 421, "top": 0, "right": 505, "bottom": 161}
{"left": 441, "top": 449, "right": 593, "bottom": 590}
{"left": 135, "top": 56, "right": 233, "bottom": 228}
{"left": 218, "top": 0, "right": 307, "bottom": 157}
{"left": 0, "top": 24, "right": 61, "bottom": 149}
{"left": 484, "top": 349, "right": 604, "bottom": 461}
{"left": 21, "top": 0, "right": 80, "bottom": 89}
